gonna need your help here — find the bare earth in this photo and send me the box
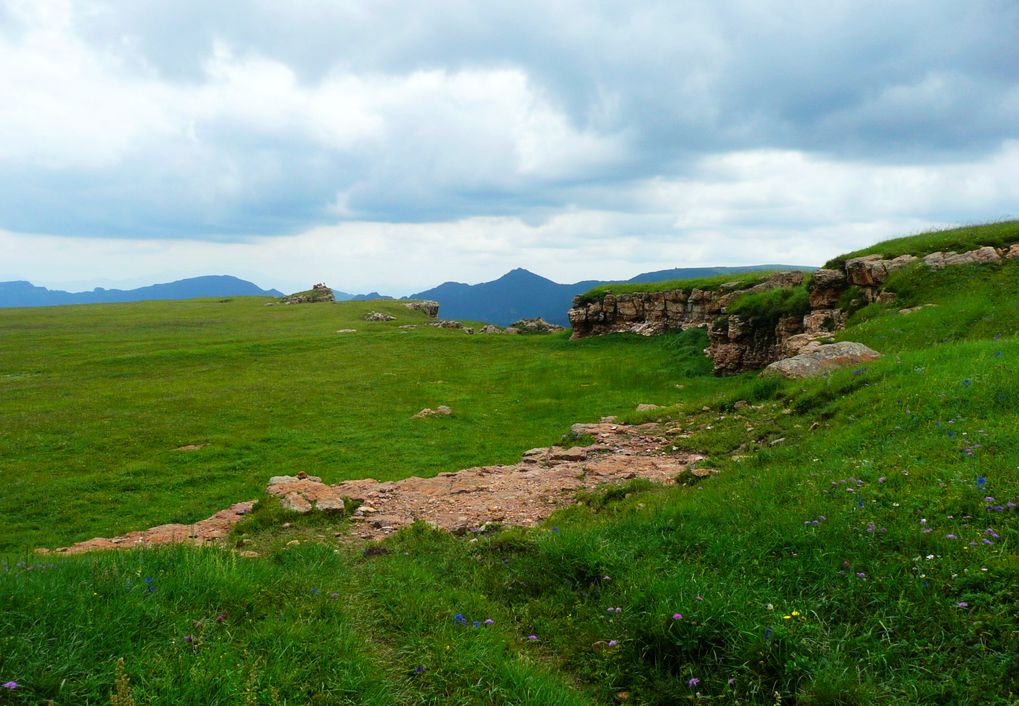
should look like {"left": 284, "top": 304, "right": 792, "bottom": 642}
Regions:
{"left": 48, "top": 421, "right": 706, "bottom": 554}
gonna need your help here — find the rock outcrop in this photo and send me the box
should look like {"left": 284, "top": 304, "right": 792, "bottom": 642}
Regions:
{"left": 281, "top": 283, "right": 335, "bottom": 304}
{"left": 573, "top": 242, "right": 1015, "bottom": 375}
{"left": 403, "top": 300, "right": 440, "bottom": 318}
{"left": 364, "top": 311, "right": 396, "bottom": 322}
{"left": 568, "top": 272, "right": 805, "bottom": 339}
{"left": 48, "top": 422, "right": 705, "bottom": 552}
{"left": 511, "top": 318, "right": 564, "bottom": 334}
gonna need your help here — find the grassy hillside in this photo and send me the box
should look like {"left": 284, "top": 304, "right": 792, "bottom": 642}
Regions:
{"left": 824, "top": 219, "right": 1019, "bottom": 269}
{"left": 1, "top": 226, "right": 1017, "bottom": 704}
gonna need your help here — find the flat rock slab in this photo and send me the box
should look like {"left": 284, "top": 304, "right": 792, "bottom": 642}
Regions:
{"left": 48, "top": 423, "right": 702, "bottom": 552}
{"left": 764, "top": 341, "right": 880, "bottom": 379}
{"left": 47, "top": 502, "right": 255, "bottom": 555}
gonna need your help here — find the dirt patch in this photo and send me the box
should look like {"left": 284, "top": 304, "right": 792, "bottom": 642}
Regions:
{"left": 46, "top": 422, "right": 706, "bottom": 553}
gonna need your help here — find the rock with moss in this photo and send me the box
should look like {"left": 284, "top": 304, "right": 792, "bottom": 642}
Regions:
{"left": 763, "top": 341, "right": 880, "bottom": 379}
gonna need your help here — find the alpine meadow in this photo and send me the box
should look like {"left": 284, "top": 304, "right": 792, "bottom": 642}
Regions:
{"left": 1, "top": 223, "right": 1017, "bottom": 705}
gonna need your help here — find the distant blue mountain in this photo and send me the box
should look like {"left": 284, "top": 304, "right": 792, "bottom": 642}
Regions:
{"left": 409, "top": 265, "right": 815, "bottom": 326}
{"left": 0, "top": 275, "right": 284, "bottom": 308}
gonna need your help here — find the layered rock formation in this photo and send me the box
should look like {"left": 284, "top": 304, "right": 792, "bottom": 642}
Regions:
{"left": 281, "top": 283, "right": 335, "bottom": 304}
{"left": 568, "top": 272, "right": 805, "bottom": 339}
{"left": 569, "top": 242, "right": 1017, "bottom": 375}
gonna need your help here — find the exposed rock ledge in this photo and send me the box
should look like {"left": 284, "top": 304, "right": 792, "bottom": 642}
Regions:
{"left": 45, "top": 422, "right": 705, "bottom": 553}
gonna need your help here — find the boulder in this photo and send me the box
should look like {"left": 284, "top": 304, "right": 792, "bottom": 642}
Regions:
{"left": 479, "top": 324, "right": 502, "bottom": 334}
{"left": 1007, "top": 244, "right": 1019, "bottom": 259}
{"left": 924, "top": 246, "right": 1001, "bottom": 270}
{"left": 510, "top": 318, "right": 565, "bottom": 334}
{"left": 403, "top": 300, "right": 440, "bottom": 318}
{"left": 763, "top": 342, "right": 880, "bottom": 379}
{"left": 364, "top": 311, "right": 396, "bottom": 322}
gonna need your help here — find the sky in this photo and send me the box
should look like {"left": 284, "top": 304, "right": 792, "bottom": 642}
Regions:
{"left": 1, "top": 1, "right": 1018, "bottom": 295}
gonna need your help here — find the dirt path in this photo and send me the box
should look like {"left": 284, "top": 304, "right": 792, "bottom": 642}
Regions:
{"left": 48, "top": 421, "right": 705, "bottom": 554}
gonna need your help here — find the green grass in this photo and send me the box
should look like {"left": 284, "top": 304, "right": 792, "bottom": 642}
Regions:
{"left": 0, "top": 299, "right": 710, "bottom": 551}
{"left": 576, "top": 271, "right": 780, "bottom": 305}
{"left": 824, "top": 220, "right": 1019, "bottom": 269}
{"left": 1, "top": 226, "right": 1018, "bottom": 704}
{"left": 726, "top": 282, "right": 811, "bottom": 326}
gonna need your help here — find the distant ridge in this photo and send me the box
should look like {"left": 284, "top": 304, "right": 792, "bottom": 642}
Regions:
{"left": 408, "top": 265, "right": 814, "bottom": 326}
{"left": 0, "top": 275, "right": 284, "bottom": 308}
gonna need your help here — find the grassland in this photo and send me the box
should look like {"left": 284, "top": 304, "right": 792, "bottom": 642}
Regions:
{"left": 1, "top": 225, "right": 1018, "bottom": 704}
{"left": 0, "top": 299, "right": 709, "bottom": 551}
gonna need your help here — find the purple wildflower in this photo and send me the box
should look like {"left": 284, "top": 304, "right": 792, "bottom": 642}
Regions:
{"left": 986, "top": 529, "right": 1000, "bottom": 539}
{"left": 867, "top": 522, "right": 876, "bottom": 534}
{"left": 2, "top": 681, "right": 17, "bottom": 690}
{"left": 946, "top": 534, "right": 957, "bottom": 540}
{"left": 878, "top": 477, "right": 886, "bottom": 483}
{"left": 672, "top": 613, "right": 683, "bottom": 620}
{"left": 183, "top": 634, "right": 194, "bottom": 644}
{"left": 484, "top": 618, "right": 494, "bottom": 625}
{"left": 688, "top": 677, "right": 700, "bottom": 688}
{"left": 527, "top": 634, "right": 538, "bottom": 641}
{"left": 453, "top": 613, "right": 467, "bottom": 624}
{"left": 472, "top": 620, "right": 480, "bottom": 628}
{"left": 608, "top": 640, "right": 618, "bottom": 647}
{"left": 956, "top": 601, "right": 968, "bottom": 608}
{"left": 982, "top": 538, "right": 994, "bottom": 545}
{"left": 856, "top": 572, "right": 866, "bottom": 578}
{"left": 414, "top": 666, "right": 426, "bottom": 674}
{"left": 728, "top": 677, "right": 736, "bottom": 686}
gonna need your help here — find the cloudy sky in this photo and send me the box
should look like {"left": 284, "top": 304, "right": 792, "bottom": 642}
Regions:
{"left": 2, "top": 0, "right": 1018, "bottom": 294}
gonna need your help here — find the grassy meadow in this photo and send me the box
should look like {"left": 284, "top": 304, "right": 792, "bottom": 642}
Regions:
{"left": 1, "top": 226, "right": 1018, "bottom": 704}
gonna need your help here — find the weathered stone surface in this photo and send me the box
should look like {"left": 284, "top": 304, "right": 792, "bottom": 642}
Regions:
{"left": 403, "top": 300, "right": 439, "bottom": 318}
{"left": 899, "top": 304, "right": 937, "bottom": 315}
{"left": 635, "top": 403, "right": 659, "bottom": 412}
{"left": 51, "top": 419, "right": 705, "bottom": 552}
{"left": 1008, "top": 244, "right": 1019, "bottom": 259}
{"left": 808, "top": 268, "right": 847, "bottom": 308}
{"left": 707, "top": 314, "right": 804, "bottom": 375}
{"left": 845, "top": 254, "right": 917, "bottom": 287}
{"left": 803, "top": 309, "right": 846, "bottom": 334}
{"left": 763, "top": 342, "right": 880, "bottom": 379}
{"left": 430, "top": 320, "right": 463, "bottom": 329}
{"left": 478, "top": 324, "right": 502, "bottom": 334}
{"left": 782, "top": 333, "right": 823, "bottom": 357}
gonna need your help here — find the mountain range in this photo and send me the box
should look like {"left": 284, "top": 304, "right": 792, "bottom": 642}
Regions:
{"left": 0, "top": 275, "right": 283, "bottom": 308}
{"left": 1, "top": 265, "right": 815, "bottom": 324}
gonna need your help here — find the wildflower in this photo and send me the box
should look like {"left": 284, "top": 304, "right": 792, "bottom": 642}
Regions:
{"left": 310, "top": 588, "right": 319, "bottom": 595}
{"left": 956, "top": 601, "right": 968, "bottom": 608}
{"left": 146, "top": 586, "right": 156, "bottom": 594}
{"left": 783, "top": 615, "right": 791, "bottom": 620}
{"left": 527, "top": 634, "right": 538, "bottom": 641}
{"left": 183, "top": 635, "right": 194, "bottom": 644}
{"left": 608, "top": 640, "right": 618, "bottom": 647}
{"left": 414, "top": 666, "right": 426, "bottom": 674}
{"left": 986, "top": 529, "right": 1000, "bottom": 539}
{"left": 672, "top": 613, "right": 683, "bottom": 620}
{"left": 484, "top": 618, "right": 494, "bottom": 625}
{"left": 962, "top": 379, "right": 971, "bottom": 386}
{"left": 791, "top": 611, "right": 800, "bottom": 617}
{"left": 982, "top": 538, "right": 994, "bottom": 545}
{"left": 215, "top": 613, "right": 227, "bottom": 623}
{"left": 472, "top": 620, "right": 480, "bottom": 628}
{"left": 728, "top": 677, "right": 736, "bottom": 686}
{"left": 763, "top": 627, "right": 774, "bottom": 640}
{"left": 144, "top": 577, "right": 153, "bottom": 585}
{"left": 867, "top": 522, "right": 876, "bottom": 533}
{"left": 856, "top": 572, "right": 866, "bottom": 578}
{"left": 551, "top": 527, "right": 560, "bottom": 533}
{"left": 976, "top": 476, "right": 987, "bottom": 488}
{"left": 818, "top": 515, "right": 826, "bottom": 521}
{"left": 2, "top": 681, "right": 17, "bottom": 690}
{"left": 688, "top": 677, "right": 700, "bottom": 687}
{"left": 329, "top": 592, "right": 339, "bottom": 600}
{"left": 946, "top": 534, "right": 957, "bottom": 540}
{"left": 453, "top": 613, "right": 467, "bottom": 624}
{"left": 878, "top": 477, "right": 886, "bottom": 483}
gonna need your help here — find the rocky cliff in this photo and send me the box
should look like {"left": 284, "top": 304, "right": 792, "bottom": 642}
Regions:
{"left": 569, "top": 243, "right": 1019, "bottom": 374}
